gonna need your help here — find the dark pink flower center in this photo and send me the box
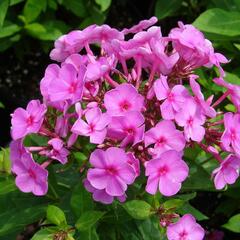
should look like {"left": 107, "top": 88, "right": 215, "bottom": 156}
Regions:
{"left": 28, "top": 168, "right": 36, "bottom": 179}
{"left": 119, "top": 100, "right": 132, "bottom": 111}
{"left": 68, "top": 82, "right": 77, "bottom": 94}
{"left": 158, "top": 165, "right": 168, "bottom": 176}
{"left": 52, "top": 149, "right": 60, "bottom": 156}
{"left": 88, "top": 123, "right": 95, "bottom": 133}
{"left": 187, "top": 117, "right": 194, "bottom": 126}
{"left": 106, "top": 166, "right": 118, "bottom": 175}
{"left": 167, "top": 92, "right": 175, "bottom": 102}
{"left": 156, "top": 136, "right": 167, "bottom": 146}
{"left": 125, "top": 127, "right": 136, "bottom": 135}
{"left": 27, "top": 116, "right": 34, "bottom": 126}
{"left": 179, "top": 230, "right": 188, "bottom": 240}
{"left": 230, "top": 128, "right": 236, "bottom": 140}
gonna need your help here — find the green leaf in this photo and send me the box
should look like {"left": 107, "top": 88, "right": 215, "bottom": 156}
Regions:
{"left": 0, "top": 24, "right": 21, "bottom": 38}
{"left": 0, "top": 148, "right": 9, "bottom": 173}
{"left": 10, "top": 0, "right": 24, "bottom": 6}
{"left": 79, "top": 228, "right": 99, "bottom": 240}
{"left": 24, "top": 0, "right": 47, "bottom": 23}
{"left": 123, "top": 200, "right": 152, "bottom": 220}
{"left": 210, "top": 0, "right": 240, "bottom": 11}
{"left": 0, "top": 177, "right": 16, "bottom": 195}
{"left": 178, "top": 203, "right": 208, "bottom": 221}
{"left": 193, "top": 8, "right": 240, "bottom": 37}
{"left": 47, "top": 205, "right": 67, "bottom": 226}
{"left": 182, "top": 162, "right": 214, "bottom": 191}
{"left": 176, "top": 192, "right": 197, "bottom": 201}
{"left": 48, "top": 0, "right": 58, "bottom": 10}
{"left": 222, "top": 214, "right": 240, "bottom": 233}
{"left": 24, "top": 133, "right": 48, "bottom": 146}
{"left": 70, "top": 182, "right": 94, "bottom": 218}
{"left": 155, "top": 0, "right": 182, "bottom": 20}
{"left": 0, "top": 205, "right": 46, "bottom": 236}
{"left": 224, "top": 71, "right": 240, "bottom": 85}
{"left": 225, "top": 104, "right": 236, "bottom": 112}
{"left": 163, "top": 199, "right": 184, "bottom": 210}
{"left": 0, "top": 0, "right": 8, "bottom": 27}
{"left": 95, "top": 0, "right": 111, "bottom": 11}
{"left": 136, "top": 218, "right": 163, "bottom": 240}
{"left": 2, "top": 148, "right": 11, "bottom": 174}
{"left": 75, "top": 211, "right": 105, "bottom": 232}
{"left": 24, "top": 22, "right": 63, "bottom": 41}
{"left": 62, "top": 0, "right": 87, "bottom": 18}
{"left": 0, "top": 102, "right": 4, "bottom": 108}
{"left": 31, "top": 227, "right": 58, "bottom": 240}
{"left": 234, "top": 43, "right": 240, "bottom": 51}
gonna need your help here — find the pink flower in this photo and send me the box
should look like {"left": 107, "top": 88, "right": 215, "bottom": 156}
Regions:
{"left": 214, "top": 78, "right": 240, "bottom": 111}
{"left": 48, "top": 63, "right": 86, "bottom": 104}
{"left": 55, "top": 115, "right": 70, "bottom": 138}
{"left": 83, "top": 179, "right": 126, "bottom": 204}
{"left": 144, "top": 120, "right": 185, "bottom": 157}
{"left": 154, "top": 76, "right": 190, "bottom": 120}
{"left": 169, "top": 22, "right": 227, "bottom": 69}
{"left": 121, "top": 16, "right": 158, "bottom": 34}
{"left": 10, "top": 139, "right": 28, "bottom": 164}
{"left": 47, "top": 138, "right": 69, "bottom": 164}
{"left": 49, "top": 27, "right": 95, "bottom": 62}
{"left": 12, "top": 152, "right": 48, "bottom": 196}
{"left": 86, "top": 56, "right": 115, "bottom": 82}
{"left": 221, "top": 113, "right": 240, "bottom": 155}
{"left": 107, "top": 111, "right": 145, "bottom": 147}
{"left": 50, "top": 25, "right": 123, "bottom": 62}
{"left": 11, "top": 100, "right": 46, "bottom": 140}
{"left": 127, "top": 153, "right": 140, "bottom": 177}
{"left": 212, "top": 155, "right": 240, "bottom": 190}
{"left": 87, "top": 147, "right": 136, "bottom": 196}
{"left": 175, "top": 99, "right": 205, "bottom": 142}
{"left": 63, "top": 54, "right": 89, "bottom": 71}
{"left": 104, "top": 83, "right": 144, "bottom": 116}
{"left": 145, "top": 150, "right": 189, "bottom": 196}
{"left": 71, "top": 107, "right": 110, "bottom": 144}
{"left": 83, "top": 81, "right": 100, "bottom": 98}
{"left": 190, "top": 75, "right": 216, "bottom": 118}
{"left": 149, "top": 38, "right": 179, "bottom": 75}
{"left": 167, "top": 214, "right": 205, "bottom": 240}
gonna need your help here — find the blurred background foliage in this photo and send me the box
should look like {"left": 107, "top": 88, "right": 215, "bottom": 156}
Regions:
{"left": 1, "top": 0, "right": 240, "bottom": 239}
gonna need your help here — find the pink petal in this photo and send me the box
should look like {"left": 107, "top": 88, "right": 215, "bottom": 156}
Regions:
{"left": 16, "top": 174, "right": 34, "bottom": 193}
{"left": 32, "top": 181, "right": 48, "bottom": 196}
{"left": 168, "top": 163, "right": 189, "bottom": 182}
{"left": 146, "top": 174, "right": 159, "bottom": 194}
{"left": 90, "top": 129, "right": 107, "bottom": 144}
{"left": 85, "top": 107, "right": 101, "bottom": 124}
{"left": 188, "top": 226, "right": 205, "bottom": 240}
{"left": 154, "top": 76, "right": 169, "bottom": 100}
{"left": 159, "top": 176, "right": 181, "bottom": 196}
{"left": 89, "top": 149, "right": 107, "bottom": 168}
{"left": 93, "top": 189, "right": 114, "bottom": 204}
{"left": 106, "top": 147, "right": 128, "bottom": 166}
{"left": 223, "top": 167, "right": 239, "bottom": 184}
{"left": 160, "top": 100, "right": 175, "bottom": 120}
{"left": 87, "top": 168, "right": 109, "bottom": 190}
{"left": 71, "top": 118, "right": 90, "bottom": 135}
{"left": 214, "top": 172, "right": 226, "bottom": 190}
{"left": 190, "top": 124, "right": 205, "bottom": 142}
{"left": 106, "top": 176, "right": 127, "bottom": 196}
{"left": 95, "top": 113, "right": 110, "bottom": 130}
{"left": 145, "top": 158, "right": 162, "bottom": 176}
{"left": 118, "top": 164, "right": 136, "bottom": 184}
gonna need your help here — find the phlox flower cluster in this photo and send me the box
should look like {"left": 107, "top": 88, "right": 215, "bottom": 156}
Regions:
{"left": 9, "top": 17, "right": 240, "bottom": 239}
